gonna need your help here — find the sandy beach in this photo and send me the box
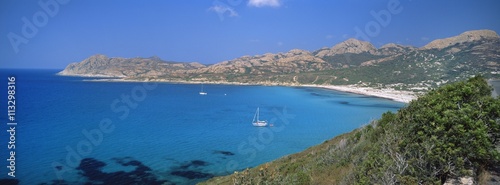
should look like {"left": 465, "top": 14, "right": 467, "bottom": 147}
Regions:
{"left": 79, "top": 76, "right": 417, "bottom": 103}
{"left": 301, "top": 84, "right": 417, "bottom": 103}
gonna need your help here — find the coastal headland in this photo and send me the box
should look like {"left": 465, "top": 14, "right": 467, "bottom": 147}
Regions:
{"left": 59, "top": 29, "right": 499, "bottom": 104}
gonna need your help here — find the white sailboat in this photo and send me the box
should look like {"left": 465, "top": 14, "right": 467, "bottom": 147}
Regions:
{"left": 199, "top": 84, "right": 207, "bottom": 95}
{"left": 252, "top": 107, "right": 267, "bottom": 127}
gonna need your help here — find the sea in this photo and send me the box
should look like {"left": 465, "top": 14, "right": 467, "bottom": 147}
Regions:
{"left": 0, "top": 69, "right": 404, "bottom": 185}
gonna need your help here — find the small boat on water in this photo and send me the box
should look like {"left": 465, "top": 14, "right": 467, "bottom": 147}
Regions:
{"left": 252, "top": 107, "right": 267, "bottom": 127}
{"left": 199, "top": 84, "right": 207, "bottom": 95}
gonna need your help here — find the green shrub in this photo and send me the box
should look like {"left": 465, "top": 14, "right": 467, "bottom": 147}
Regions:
{"left": 356, "top": 76, "right": 500, "bottom": 184}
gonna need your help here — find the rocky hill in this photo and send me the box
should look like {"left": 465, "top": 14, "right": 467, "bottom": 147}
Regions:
{"left": 59, "top": 29, "right": 500, "bottom": 91}
{"left": 58, "top": 54, "right": 205, "bottom": 78}
{"left": 422, "top": 29, "right": 499, "bottom": 49}
{"left": 315, "top": 38, "right": 378, "bottom": 57}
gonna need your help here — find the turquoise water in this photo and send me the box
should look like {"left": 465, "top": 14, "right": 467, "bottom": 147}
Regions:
{"left": 0, "top": 69, "right": 404, "bottom": 185}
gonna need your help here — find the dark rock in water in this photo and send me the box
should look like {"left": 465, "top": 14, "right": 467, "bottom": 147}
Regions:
{"left": 76, "top": 158, "right": 107, "bottom": 181}
{"left": 112, "top": 156, "right": 139, "bottom": 166}
{"left": 112, "top": 157, "right": 133, "bottom": 164}
{"left": 213, "top": 150, "right": 235, "bottom": 156}
{"left": 338, "top": 101, "right": 349, "bottom": 105}
{"left": 55, "top": 165, "right": 63, "bottom": 171}
{"left": 171, "top": 170, "right": 214, "bottom": 179}
{"left": 179, "top": 160, "right": 210, "bottom": 169}
{"left": 38, "top": 180, "right": 69, "bottom": 185}
{"left": 124, "top": 160, "right": 142, "bottom": 166}
{"left": 77, "top": 158, "right": 106, "bottom": 170}
{"left": 190, "top": 160, "right": 209, "bottom": 167}
{"left": 310, "top": 92, "right": 330, "bottom": 97}
{"left": 73, "top": 157, "right": 168, "bottom": 185}
{"left": 0, "top": 179, "right": 19, "bottom": 185}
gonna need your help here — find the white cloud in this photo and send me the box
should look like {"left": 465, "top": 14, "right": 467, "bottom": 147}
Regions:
{"left": 208, "top": 5, "right": 239, "bottom": 18}
{"left": 326, "top": 35, "right": 334, "bottom": 39}
{"left": 421, "top": 36, "right": 429, "bottom": 41}
{"left": 277, "top": 41, "right": 283, "bottom": 46}
{"left": 248, "top": 0, "right": 282, "bottom": 7}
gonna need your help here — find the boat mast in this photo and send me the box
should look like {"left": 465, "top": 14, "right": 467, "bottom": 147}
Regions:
{"left": 257, "top": 107, "right": 259, "bottom": 121}
{"left": 253, "top": 107, "right": 259, "bottom": 123}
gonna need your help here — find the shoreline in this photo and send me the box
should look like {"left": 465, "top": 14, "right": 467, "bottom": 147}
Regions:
{"left": 63, "top": 74, "right": 417, "bottom": 103}
{"left": 301, "top": 84, "right": 416, "bottom": 103}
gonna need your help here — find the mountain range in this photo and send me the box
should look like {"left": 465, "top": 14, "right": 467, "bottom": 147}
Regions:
{"left": 59, "top": 29, "right": 500, "bottom": 91}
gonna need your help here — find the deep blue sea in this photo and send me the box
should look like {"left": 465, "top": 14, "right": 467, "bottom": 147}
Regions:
{"left": 0, "top": 69, "right": 404, "bottom": 185}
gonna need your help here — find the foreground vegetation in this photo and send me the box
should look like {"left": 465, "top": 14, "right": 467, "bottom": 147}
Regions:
{"left": 200, "top": 76, "right": 500, "bottom": 184}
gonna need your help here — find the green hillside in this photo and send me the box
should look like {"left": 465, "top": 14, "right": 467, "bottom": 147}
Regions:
{"left": 200, "top": 76, "right": 500, "bottom": 184}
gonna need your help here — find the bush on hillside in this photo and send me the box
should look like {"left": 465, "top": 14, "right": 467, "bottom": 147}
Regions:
{"left": 356, "top": 76, "right": 500, "bottom": 184}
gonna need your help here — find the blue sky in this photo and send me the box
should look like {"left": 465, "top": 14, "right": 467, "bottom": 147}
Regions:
{"left": 1, "top": 0, "right": 499, "bottom": 69}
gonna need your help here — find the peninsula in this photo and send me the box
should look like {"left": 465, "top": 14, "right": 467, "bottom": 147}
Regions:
{"left": 59, "top": 29, "right": 500, "bottom": 102}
